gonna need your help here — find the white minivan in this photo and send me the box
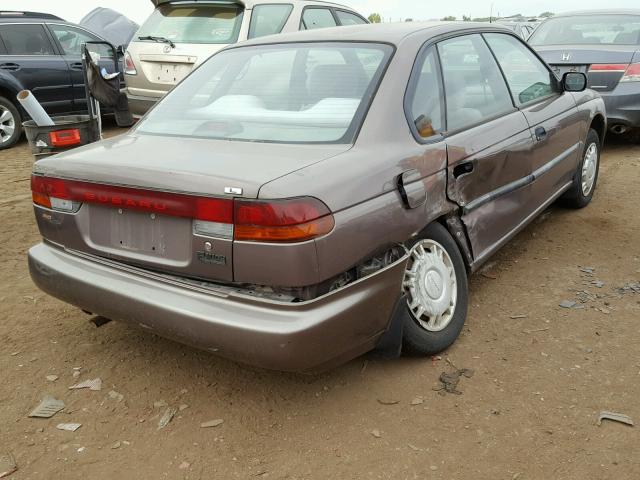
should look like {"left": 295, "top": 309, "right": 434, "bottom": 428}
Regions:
{"left": 124, "top": 0, "right": 368, "bottom": 117}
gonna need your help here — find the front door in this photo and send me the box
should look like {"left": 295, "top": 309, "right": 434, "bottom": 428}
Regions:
{"left": 46, "top": 24, "right": 114, "bottom": 113}
{"left": 438, "top": 34, "right": 538, "bottom": 264}
{"left": 484, "top": 33, "right": 582, "bottom": 203}
{"left": 0, "top": 23, "right": 73, "bottom": 114}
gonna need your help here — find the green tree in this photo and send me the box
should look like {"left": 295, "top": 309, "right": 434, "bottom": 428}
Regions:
{"left": 368, "top": 13, "right": 382, "bottom": 23}
{"left": 441, "top": 15, "right": 457, "bottom": 21}
{"left": 540, "top": 11, "right": 554, "bottom": 18}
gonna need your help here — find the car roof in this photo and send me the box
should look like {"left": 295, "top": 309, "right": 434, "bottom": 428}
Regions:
{"left": 552, "top": 9, "right": 640, "bottom": 17}
{"left": 0, "top": 11, "right": 64, "bottom": 22}
{"left": 238, "top": 21, "right": 512, "bottom": 48}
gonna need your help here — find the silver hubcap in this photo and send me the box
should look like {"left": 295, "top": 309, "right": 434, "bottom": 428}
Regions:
{"left": 0, "top": 106, "right": 15, "bottom": 144}
{"left": 403, "top": 239, "right": 457, "bottom": 332}
{"left": 581, "top": 142, "right": 598, "bottom": 196}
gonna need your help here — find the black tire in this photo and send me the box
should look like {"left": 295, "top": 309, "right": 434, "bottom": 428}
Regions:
{"left": 0, "top": 96, "right": 21, "bottom": 150}
{"left": 401, "top": 222, "right": 469, "bottom": 356}
{"left": 560, "top": 128, "right": 600, "bottom": 209}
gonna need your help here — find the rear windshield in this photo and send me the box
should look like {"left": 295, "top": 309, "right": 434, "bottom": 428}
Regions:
{"left": 135, "top": 3, "right": 244, "bottom": 44}
{"left": 529, "top": 15, "right": 640, "bottom": 46}
{"left": 136, "top": 42, "right": 393, "bottom": 144}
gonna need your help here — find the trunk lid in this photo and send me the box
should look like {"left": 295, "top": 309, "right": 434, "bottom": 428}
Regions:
{"left": 535, "top": 45, "right": 639, "bottom": 92}
{"left": 34, "top": 134, "right": 349, "bottom": 283}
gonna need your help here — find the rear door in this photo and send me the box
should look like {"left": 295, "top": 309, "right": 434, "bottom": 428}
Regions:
{"left": 437, "top": 34, "right": 537, "bottom": 264}
{"left": 0, "top": 23, "right": 73, "bottom": 114}
{"left": 46, "top": 23, "right": 114, "bottom": 112}
{"left": 485, "top": 33, "right": 582, "bottom": 204}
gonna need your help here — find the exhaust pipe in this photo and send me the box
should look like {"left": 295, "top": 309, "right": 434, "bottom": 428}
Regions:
{"left": 610, "top": 124, "right": 630, "bottom": 135}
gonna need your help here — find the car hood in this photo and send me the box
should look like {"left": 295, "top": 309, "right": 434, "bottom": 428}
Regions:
{"left": 533, "top": 44, "right": 639, "bottom": 64}
{"left": 34, "top": 133, "right": 351, "bottom": 199}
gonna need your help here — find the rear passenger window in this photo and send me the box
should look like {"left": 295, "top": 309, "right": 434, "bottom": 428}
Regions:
{"left": 301, "top": 8, "right": 337, "bottom": 30}
{"left": 0, "top": 24, "right": 55, "bottom": 55}
{"left": 248, "top": 4, "right": 293, "bottom": 39}
{"left": 335, "top": 11, "right": 367, "bottom": 26}
{"left": 484, "top": 33, "right": 556, "bottom": 106}
{"left": 437, "top": 34, "right": 513, "bottom": 131}
{"left": 408, "top": 47, "right": 444, "bottom": 139}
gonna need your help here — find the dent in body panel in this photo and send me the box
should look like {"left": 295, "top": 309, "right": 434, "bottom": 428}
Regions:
{"left": 314, "top": 169, "right": 452, "bottom": 283}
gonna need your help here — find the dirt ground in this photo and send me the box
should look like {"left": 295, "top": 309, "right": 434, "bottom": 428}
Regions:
{"left": 1, "top": 123, "right": 639, "bottom": 480}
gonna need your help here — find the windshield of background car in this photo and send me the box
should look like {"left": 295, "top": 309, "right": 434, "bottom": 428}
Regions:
{"left": 136, "top": 42, "right": 393, "bottom": 143}
{"left": 135, "top": 3, "right": 244, "bottom": 44}
{"left": 529, "top": 15, "right": 640, "bottom": 45}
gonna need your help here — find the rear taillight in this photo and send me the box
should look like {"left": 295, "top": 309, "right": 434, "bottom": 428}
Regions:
{"left": 234, "top": 198, "right": 334, "bottom": 242}
{"left": 123, "top": 51, "right": 137, "bottom": 75}
{"left": 589, "top": 63, "right": 640, "bottom": 82}
{"left": 49, "top": 129, "right": 81, "bottom": 147}
{"left": 31, "top": 175, "right": 334, "bottom": 243}
{"left": 621, "top": 63, "right": 640, "bottom": 82}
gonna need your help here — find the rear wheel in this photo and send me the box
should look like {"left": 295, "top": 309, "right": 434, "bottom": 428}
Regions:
{"left": 401, "top": 223, "right": 469, "bottom": 356}
{"left": 561, "top": 128, "right": 600, "bottom": 209}
{"left": 0, "top": 96, "right": 21, "bottom": 150}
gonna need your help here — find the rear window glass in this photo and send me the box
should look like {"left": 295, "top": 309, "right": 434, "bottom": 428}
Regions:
{"left": 135, "top": 3, "right": 244, "bottom": 44}
{"left": 136, "top": 42, "right": 393, "bottom": 144}
{"left": 529, "top": 15, "right": 640, "bottom": 45}
{"left": 248, "top": 4, "right": 293, "bottom": 39}
{"left": 0, "top": 24, "right": 54, "bottom": 55}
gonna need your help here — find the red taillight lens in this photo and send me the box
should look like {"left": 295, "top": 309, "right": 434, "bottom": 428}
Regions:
{"left": 589, "top": 63, "right": 640, "bottom": 82}
{"left": 589, "top": 63, "right": 628, "bottom": 72}
{"left": 234, "top": 198, "right": 334, "bottom": 242}
{"left": 123, "top": 51, "right": 137, "bottom": 75}
{"left": 30, "top": 175, "right": 233, "bottom": 222}
{"left": 621, "top": 63, "right": 640, "bottom": 82}
{"left": 49, "top": 129, "right": 81, "bottom": 147}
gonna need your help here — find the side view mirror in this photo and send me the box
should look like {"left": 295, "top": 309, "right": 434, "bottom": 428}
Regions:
{"left": 562, "top": 72, "right": 587, "bottom": 92}
{"left": 116, "top": 45, "right": 126, "bottom": 57}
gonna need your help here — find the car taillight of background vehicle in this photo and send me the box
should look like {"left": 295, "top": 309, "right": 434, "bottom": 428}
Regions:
{"left": 589, "top": 63, "right": 640, "bottom": 82}
{"left": 31, "top": 175, "right": 334, "bottom": 243}
{"left": 123, "top": 51, "right": 137, "bottom": 75}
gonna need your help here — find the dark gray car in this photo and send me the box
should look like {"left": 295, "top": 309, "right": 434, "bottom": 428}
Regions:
{"left": 28, "top": 22, "right": 606, "bottom": 372}
{"left": 529, "top": 10, "right": 640, "bottom": 136}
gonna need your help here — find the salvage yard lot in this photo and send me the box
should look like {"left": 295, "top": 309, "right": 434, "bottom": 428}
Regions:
{"left": 1, "top": 125, "right": 639, "bottom": 479}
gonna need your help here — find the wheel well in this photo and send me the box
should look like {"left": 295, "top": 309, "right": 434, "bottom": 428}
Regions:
{"left": 590, "top": 114, "right": 606, "bottom": 146}
{"left": 437, "top": 214, "right": 473, "bottom": 271}
{"left": 0, "top": 86, "right": 22, "bottom": 119}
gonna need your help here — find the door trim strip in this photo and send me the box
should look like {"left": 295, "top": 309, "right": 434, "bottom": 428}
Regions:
{"left": 462, "top": 142, "right": 580, "bottom": 215}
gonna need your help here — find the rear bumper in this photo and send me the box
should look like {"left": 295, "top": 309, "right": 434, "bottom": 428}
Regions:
{"left": 598, "top": 83, "right": 640, "bottom": 129}
{"left": 124, "top": 90, "right": 162, "bottom": 118}
{"left": 28, "top": 242, "right": 407, "bottom": 372}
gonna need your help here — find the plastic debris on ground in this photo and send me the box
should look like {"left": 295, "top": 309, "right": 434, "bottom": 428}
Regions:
{"left": 45, "top": 375, "right": 59, "bottom": 382}
{"left": 69, "top": 378, "right": 102, "bottom": 391}
{"left": 0, "top": 452, "right": 17, "bottom": 478}
{"left": 597, "top": 411, "right": 634, "bottom": 427}
{"left": 108, "top": 390, "right": 124, "bottom": 402}
{"left": 28, "top": 396, "right": 65, "bottom": 418}
{"left": 200, "top": 419, "right": 224, "bottom": 428}
{"left": 56, "top": 423, "right": 82, "bottom": 432}
{"left": 158, "top": 407, "right": 177, "bottom": 430}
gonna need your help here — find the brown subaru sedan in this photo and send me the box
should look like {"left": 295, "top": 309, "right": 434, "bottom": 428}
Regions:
{"left": 28, "top": 22, "right": 606, "bottom": 372}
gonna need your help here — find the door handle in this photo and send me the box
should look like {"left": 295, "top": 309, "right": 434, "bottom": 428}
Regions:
{"left": 453, "top": 161, "right": 474, "bottom": 179}
{"left": 70, "top": 62, "right": 84, "bottom": 71}
{"left": 0, "top": 63, "right": 20, "bottom": 71}
{"left": 535, "top": 126, "right": 547, "bottom": 141}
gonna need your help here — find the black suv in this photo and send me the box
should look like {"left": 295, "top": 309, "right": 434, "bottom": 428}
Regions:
{"left": 0, "top": 11, "right": 115, "bottom": 149}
